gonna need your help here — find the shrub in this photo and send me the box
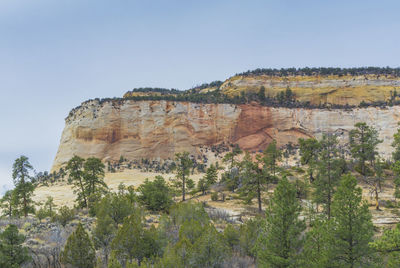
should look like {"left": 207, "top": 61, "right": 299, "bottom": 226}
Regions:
{"left": 211, "top": 192, "right": 219, "bottom": 201}
{"left": 53, "top": 206, "right": 75, "bottom": 227}
{"left": 138, "top": 176, "right": 173, "bottom": 211}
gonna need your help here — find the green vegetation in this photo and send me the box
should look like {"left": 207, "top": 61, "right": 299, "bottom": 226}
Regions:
{"left": 5, "top": 121, "right": 400, "bottom": 267}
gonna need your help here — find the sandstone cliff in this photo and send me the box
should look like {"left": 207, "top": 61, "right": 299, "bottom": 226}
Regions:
{"left": 51, "top": 99, "right": 400, "bottom": 171}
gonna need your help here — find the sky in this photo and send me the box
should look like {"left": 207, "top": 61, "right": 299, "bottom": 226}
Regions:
{"left": 0, "top": 0, "right": 399, "bottom": 191}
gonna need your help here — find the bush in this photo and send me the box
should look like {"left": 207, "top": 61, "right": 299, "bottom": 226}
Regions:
{"left": 211, "top": 192, "right": 219, "bottom": 201}
{"left": 53, "top": 206, "right": 75, "bottom": 227}
{"left": 138, "top": 176, "right": 173, "bottom": 211}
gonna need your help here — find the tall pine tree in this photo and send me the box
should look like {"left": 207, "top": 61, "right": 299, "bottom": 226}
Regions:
{"left": 256, "top": 177, "right": 305, "bottom": 267}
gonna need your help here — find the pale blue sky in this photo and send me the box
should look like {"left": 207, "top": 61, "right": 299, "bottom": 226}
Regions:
{"left": 0, "top": 0, "right": 399, "bottom": 190}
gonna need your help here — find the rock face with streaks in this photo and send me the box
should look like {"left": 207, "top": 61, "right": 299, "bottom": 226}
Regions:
{"left": 51, "top": 99, "right": 400, "bottom": 171}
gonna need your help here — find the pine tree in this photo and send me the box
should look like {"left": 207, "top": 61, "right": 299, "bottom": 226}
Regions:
{"left": 329, "top": 174, "right": 374, "bottom": 267}
{"left": 222, "top": 145, "right": 242, "bottom": 192}
{"left": 392, "top": 124, "right": 400, "bottom": 162}
{"left": 371, "top": 223, "right": 400, "bottom": 267}
{"left": 298, "top": 138, "right": 320, "bottom": 183}
{"left": 300, "top": 217, "right": 333, "bottom": 268}
{"left": 239, "top": 152, "right": 269, "bottom": 212}
{"left": 349, "top": 122, "right": 382, "bottom": 175}
{"left": 12, "top": 156, "right": 35, "bottom": 217}
{"left": 0, "top": 190, "right": 17, "bottom": 217}
{"left": 263, "top": 140, "right": 282, "bottom": 176}
{"left": 313, "top": 134, "right": 344, "bottom": 219}
{"left": 366, "top": 157, "right": 386, "bottom": 210}
{"left": 61, "top": 223, "right": 96, "bottom": 268}
{"left": 256, "top": 177, "right": 305, "bottom": 267}
{"left": 83, "top": 157, "right": 107, "bottom": 197}
{"left": 0, "top": 224, "right": 31, "bottom": 268}
{"left": 137, "top": 176, "right": 173, "bottom": 211}
{"left": 111, "top": 212, "right": 159, "bottom": 265}
{"left": 173, "top": 152, "right": 193, "bottom": 201}
{"left": 66, "top": 155, "right": 88, "bottom": 208}
{"left": 94, "top": 202, "right": 116, "bottom": 265}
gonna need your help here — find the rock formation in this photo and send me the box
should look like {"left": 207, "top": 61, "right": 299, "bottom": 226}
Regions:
{"left": 51, "top": 99, "right": 400, "bottom": 171}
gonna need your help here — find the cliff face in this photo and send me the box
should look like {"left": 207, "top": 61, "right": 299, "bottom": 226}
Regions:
{"left": 51, "top": 99, "right": 400, "bottom": 171}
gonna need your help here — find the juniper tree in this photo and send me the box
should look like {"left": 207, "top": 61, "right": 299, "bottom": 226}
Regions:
{"left": 61, "top": 223, "right": 96, "bottom": 268}
{"left": 392, "top": 124, "right": 400, "bottom": 162}
{"left": 93, "top": 202, "right": 116, "bottom": 265}
{"left": 12, "top": 156, "right": 35, "bottom": 217}
{"left": 256, "top": 177, "right": 305, "bottom": 267}
{"left": 0, "top": 224, "right": 31, "bottom": 268}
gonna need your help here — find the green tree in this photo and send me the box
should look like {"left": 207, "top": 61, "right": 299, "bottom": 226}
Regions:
{"left": 197, "top": 178, "right": 208, "bottom": 195}
{"left": 0, "top": 224, "right": 30, "bottom": 268}
{"left": 298, "top": 138, "right": 320, "bottom": 183}
{"left": 222, "top": 145, "right": 242, "bottom": 192}
{"left": 329, "top": 174, "right": 374, "bottom": 267}
{"left": 138, "top": 176, "right": 173, "bottom": 211}
{"left": 263, "top": 140, "right": 282, "bottom": 176}
{"left": 367, "top": 157, "right": 386, "bottom": 210}
{"left": 371, "top": 224, "right": 400, "bottom": 267}
{"left": 61, "top": 223, "right": 96, "bottom": 268}
{"left": 12, "top": 156, "right": 35, "bottom": 217}
{"left": 111, "top": 212, "right": 160, "bottom": 265}
{"left": 239, "top": 152, "right": 269, "bottom": 212}
{"left": 0, "top": 190, "right": 17, "bottom": 218}
{"left": 94, "top": 203, "right": 116, "bottom": 266}
{"left": 392, "top": 123, "right": 400, "bottom": 162}
{"left": 256, "top": 177, "right": 305, "bottom": 267}
{"left": 44, "top": 196, "right": 56, "bottom": 217}
{"left": 188, "top": 224, "right": 229, "bottom": 267}
{"left": 300, "top": 217, "right": 333, "bottom": 268}
{"left": 66, "top": 155, "right": 88, "bottom": 208}
{"left": 258, "top": 86, "right": 266, "bottom": 101}
{"left": 349, "top": 122, "right": 382, "bottom": 175}
{"left": 83, "top": 157, "right": 107, "bottom": 205}
{"left": 173, "top": 152, "right": 193, "bottom": 201}
{"left": 313, "top": 134, "right": 344, "bottom": 219}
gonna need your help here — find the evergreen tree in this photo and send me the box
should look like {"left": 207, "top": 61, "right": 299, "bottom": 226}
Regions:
{"left": 222, "top": 145, "right": 242, "bottom": 192}
{"left": 313, "top": 134, "right": 344, "bottom": 219}
{"left": 111, "top": 212, "right": 160, "bottom": 265}
{"left": 66, "top": 155, "right": 88, "bottom": 208}
{"left": 371, "top": 223, "right": 400, "bottom": 267}
{"left": 256, "top": 177, "right": 305, "bottom": 267}
{"left": 204, "top": 164, "right": 218, "bottom": 186}
{"left": 61, "top": 223, "right": 96, "bottom": 268}
{"left": 239, "top": 152, "right": 269, "bottom": 212}
{"left": 263, "top": 140, "right": 282, "bottom": 176}
{"left": 94, "top": 203, "right": 116, "bottom": 265}
{"left": 83, "top": 157, "right": 107, "bottom": 207}
{"left": 329, "top": 174, "right": 374, "bottom": 267}
{"left": 188, "top": 224, "right": 229, "bottom": 267}
{"left": 12, "top": 156, "right": 35, "bottom": 217}
{"left": 392, "top": 124, "right": 400, "bottom": 162}
{"left": 173, "top": 152, "right": 193, "bottom": 201}
{"left": 298, "top": 138, "right": 320, "bottom": 183}
{"left": 0, "top": 190, "right": 17, "bottom": 218}
{"left": 138, "top": 176, "right": 173, "bottom": 211}
{"left": 0, "top": 224, "right": 30, "bottom": 268}
{"left": 349, "top": 122, "right": 382, "bottom": 175}
{"left": 367, "top": 157, "right": 386, "bottom": 210}
{"left": 300, "top": 217, "right": 333, "bottom": 268}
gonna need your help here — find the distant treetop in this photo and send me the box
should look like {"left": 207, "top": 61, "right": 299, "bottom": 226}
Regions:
{"left": 236, "top": 66, "right": 400, "bottom": 77}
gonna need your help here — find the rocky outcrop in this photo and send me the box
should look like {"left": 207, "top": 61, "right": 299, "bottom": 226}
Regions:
{"left": 51, "top": 99, "right": 400, "bottom": 171}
